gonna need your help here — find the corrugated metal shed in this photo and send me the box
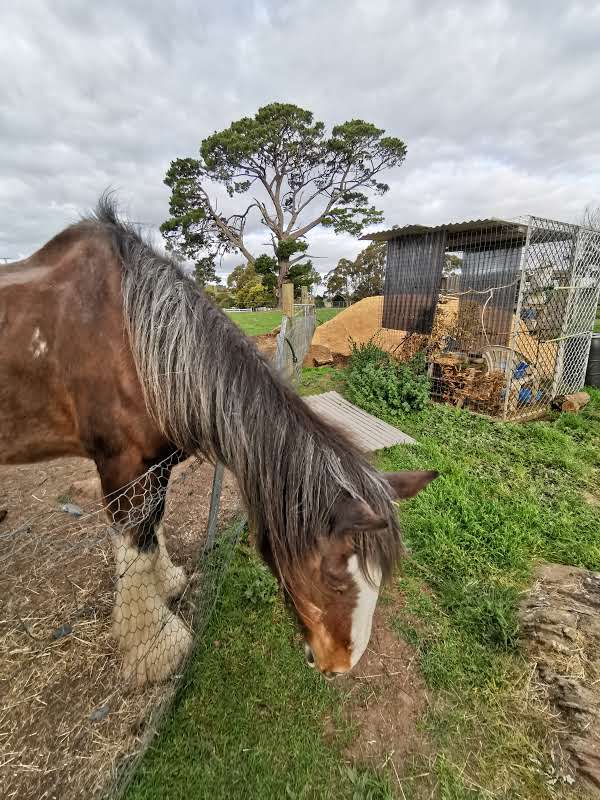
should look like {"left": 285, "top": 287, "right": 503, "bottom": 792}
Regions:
{"left": 361, "top": 218, "right": 525, "bottom": 243}
{"left": 361, "top": 218, "right": 572, "bottom": 248}
{"left": 382, "top": 230, "right": 446, "bottom": 332}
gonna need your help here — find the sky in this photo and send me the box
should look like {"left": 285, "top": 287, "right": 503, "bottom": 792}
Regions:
{"left": 1, "top": 0, "right": 599, "bottom": 287}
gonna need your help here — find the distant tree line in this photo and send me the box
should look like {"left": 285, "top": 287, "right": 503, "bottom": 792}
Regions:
{"left": 200, "top": 258, "right": 321, "bottom": 309}
{"left": 324, "top": 240, "right": 386, "bottom": 302}
{"left": 199, "top": 240, "right": 469, "bottom": 309}
{"left": 200, "top": 237, "right": 394, "bottom": 309}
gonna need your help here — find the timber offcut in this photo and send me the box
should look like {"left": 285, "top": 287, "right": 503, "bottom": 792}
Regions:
{"left": 303, "top": 391, "right": 416, "bottom": 452}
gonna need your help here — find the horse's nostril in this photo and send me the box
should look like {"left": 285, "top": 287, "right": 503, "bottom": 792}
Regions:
{"left": 304, "top": 643, "right": 315, "bottom": 667}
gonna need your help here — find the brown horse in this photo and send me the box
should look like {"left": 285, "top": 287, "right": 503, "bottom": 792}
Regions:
{"left": 0, "top": 196, "right": 436, "bottom": 685}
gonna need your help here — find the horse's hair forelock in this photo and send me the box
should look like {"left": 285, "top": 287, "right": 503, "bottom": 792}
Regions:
{"left": 87, "top": 194, "right": 403, "bottom": 583}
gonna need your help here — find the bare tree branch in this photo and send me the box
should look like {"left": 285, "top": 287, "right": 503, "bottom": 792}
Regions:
{"left": 197, "top": 186, "right": 256, "bottom": 264}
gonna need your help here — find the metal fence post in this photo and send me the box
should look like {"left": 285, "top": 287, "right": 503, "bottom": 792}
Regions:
{"left": 205, "top": 460, "right": 225, "bottom": 548}
{"left": 281, "top": 282, "right": 295, "bottom": 378}
{"left": 501, "top": 218, "right": 532, "bottom": 420}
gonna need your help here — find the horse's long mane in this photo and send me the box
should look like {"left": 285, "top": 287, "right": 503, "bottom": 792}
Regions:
{"left": 83, "top": 195, "right": 402, "bottom": 582}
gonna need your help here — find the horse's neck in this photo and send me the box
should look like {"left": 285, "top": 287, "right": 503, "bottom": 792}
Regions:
{"left": 0, "top": 259, "right": 53, "bottom": 289}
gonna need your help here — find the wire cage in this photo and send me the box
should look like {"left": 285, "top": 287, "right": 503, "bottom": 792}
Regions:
{"left": 368, "top": 217, "right": 600, "bottom": 420}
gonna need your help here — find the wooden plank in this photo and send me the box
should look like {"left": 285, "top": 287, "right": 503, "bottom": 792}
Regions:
{"left": 303, "top": 391, "right": 416, "bottom": 452}
{"left": 311, "top": 398, "right": 413, "bottom": 450}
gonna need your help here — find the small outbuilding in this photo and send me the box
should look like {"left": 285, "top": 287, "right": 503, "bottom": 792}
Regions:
{"left": 363, "top": 216, "right": 600, "bottom": 419}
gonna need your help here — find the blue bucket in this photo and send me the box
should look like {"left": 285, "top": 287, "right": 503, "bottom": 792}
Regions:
{"left": 513, "top": 361, "right": 528, "bottom": 380}
{"left": 518, "top": 387, "right": 533, "bottom": 404}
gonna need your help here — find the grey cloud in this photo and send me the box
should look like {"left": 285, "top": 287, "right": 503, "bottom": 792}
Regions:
{"left": 1, "top": 0, "right": 599, "bottom": 274}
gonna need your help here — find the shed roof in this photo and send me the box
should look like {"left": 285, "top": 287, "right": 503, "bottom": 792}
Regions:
{"left": 361, "top": 218, "right": 525, "bottom": 243}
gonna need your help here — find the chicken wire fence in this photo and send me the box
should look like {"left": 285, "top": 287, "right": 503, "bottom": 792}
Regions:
{"left": 0, "top": 452, "right": 243, "bottom": 800}
{"left": 0, "top": 304, "right": 318, "bottom": 800}
{"left": 376, "top": 217, "right": 600, "bottom": 419}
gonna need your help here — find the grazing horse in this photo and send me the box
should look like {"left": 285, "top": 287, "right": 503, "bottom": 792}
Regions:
{"left": 0, "top": 197, "right": 436, "bottom": 685}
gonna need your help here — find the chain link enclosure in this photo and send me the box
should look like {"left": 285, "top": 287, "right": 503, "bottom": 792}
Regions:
{"left": 367, "top": 217, "right": 600, "bottom": 419}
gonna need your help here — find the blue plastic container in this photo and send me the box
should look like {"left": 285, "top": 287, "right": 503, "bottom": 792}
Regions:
{"left": 518, "top": 387, "right": 533, "bottom": 404}
{"left": 513, "top": 361, "right": 528, "bottom": 380}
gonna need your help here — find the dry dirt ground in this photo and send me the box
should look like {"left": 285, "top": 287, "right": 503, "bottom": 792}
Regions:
{"left": 334, "top": 583, "right": 429, "bottom": 782}
{"left": 252, "top": 332, "right": 278, "bottom": 358}
{"left": 1, "top": 453, "right": 428, "bottom": 800}
{"left": 0, "top": 455, "right": 239, "bottom": 800}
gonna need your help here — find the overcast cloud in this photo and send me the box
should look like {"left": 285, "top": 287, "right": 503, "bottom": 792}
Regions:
{"left": 1, "top": 0, "right": 599, "bottom": 285}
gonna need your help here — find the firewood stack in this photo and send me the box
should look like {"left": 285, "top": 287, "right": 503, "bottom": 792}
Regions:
{"left": 436, "top": 358, "right": 505, "bottom": 414}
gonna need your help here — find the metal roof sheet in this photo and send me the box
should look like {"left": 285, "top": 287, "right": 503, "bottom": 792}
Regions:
{"left": 361, "top": 218, "right": 526, "bottom": 242}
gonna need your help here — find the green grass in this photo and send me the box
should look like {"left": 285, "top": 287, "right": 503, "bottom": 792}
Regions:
{"left": 295, "top": 365, "right": 599, "bottom": 795}
{"left": 298, "top": 366, "right": 347, "bottom": 397}
{"left": 126, "top": 366, "right": 600, "bottom": 799}
{"left": 314, "top": 308, "right": 341, "bottom": 325}
{"left": 226, "top": 307, "right": 340, "bottom": 336}
{"left": 316, "top": 367, "right": 600, "bottom": 795}
{"left": 126, "top": 537, "right": 393, "bottom": 800}
{"left": 225, "top": 309, "right": 282, "bottom": 335}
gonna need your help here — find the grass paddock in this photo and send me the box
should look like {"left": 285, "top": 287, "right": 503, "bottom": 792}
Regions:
{"left": 126, "top": 370, "right": 600, "bottom": 799}
{"left": 226, "top": 307, "right": 340, "bottom": 336}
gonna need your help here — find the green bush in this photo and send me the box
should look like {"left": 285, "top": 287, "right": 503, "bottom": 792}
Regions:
{"left": 345, "top": 341, "right": 430, "bottom": 417}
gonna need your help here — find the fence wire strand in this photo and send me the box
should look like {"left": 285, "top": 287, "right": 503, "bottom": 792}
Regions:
{"left": 0, "top": 453, "right": 244, "bottom": 800}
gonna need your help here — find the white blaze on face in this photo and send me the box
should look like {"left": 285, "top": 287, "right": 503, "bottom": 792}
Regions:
{"left": 347, "top": 554, "right": 381, "bottom": 668}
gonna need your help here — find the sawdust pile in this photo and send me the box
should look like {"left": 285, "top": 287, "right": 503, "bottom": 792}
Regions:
{"left": 313, "top": 297, "right": 404, "bottom": 356}
{"left": 312, "top": 296, "right": 459, "bottom": 359}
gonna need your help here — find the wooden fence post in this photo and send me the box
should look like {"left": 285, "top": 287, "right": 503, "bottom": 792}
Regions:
{"left": 281, "top": 282, "right": 295, "bottom": 379}
{"left": 282, "top": 281, "right": 294, "bottom": 319}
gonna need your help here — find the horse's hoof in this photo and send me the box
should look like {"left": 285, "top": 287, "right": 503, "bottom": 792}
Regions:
{"left": 159, "top": 563, "right": 188, "bottom": 600}
{"left": 120, "top": 611, "right": 193, "bottom": 687}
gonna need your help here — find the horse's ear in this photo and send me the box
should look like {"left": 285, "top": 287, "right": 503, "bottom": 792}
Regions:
{"left": 384, "top": 470, "right": 438, "bottom": 500}
{"left": 330, "top": 496, "right": 387, "bottom": 535}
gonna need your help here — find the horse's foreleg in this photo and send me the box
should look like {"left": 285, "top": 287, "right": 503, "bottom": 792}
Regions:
{"left": 109, "top": 530, "right": 192, "bottom": 686}
{"left": 98, "top": 451, "right": 192, "bottom": 686}
{"left": 155, "top": 523, "right": 187, "bottom": 600}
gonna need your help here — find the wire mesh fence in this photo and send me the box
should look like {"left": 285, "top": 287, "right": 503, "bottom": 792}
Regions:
{"left": 275, "top": 303, "right": 317, "bottom": 380}
{"left": 374, "top": 217, "right": 600, "bottom": 419}
{"left": 0, "top": 453, "right": 243, "bottom": 800}
{"left": 0, "top": 302, "right": 318, "bottom": 800}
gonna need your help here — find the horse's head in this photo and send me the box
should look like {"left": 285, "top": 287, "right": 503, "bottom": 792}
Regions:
{"left": 285, "top": 470, "right": 437, "bottom": 676}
